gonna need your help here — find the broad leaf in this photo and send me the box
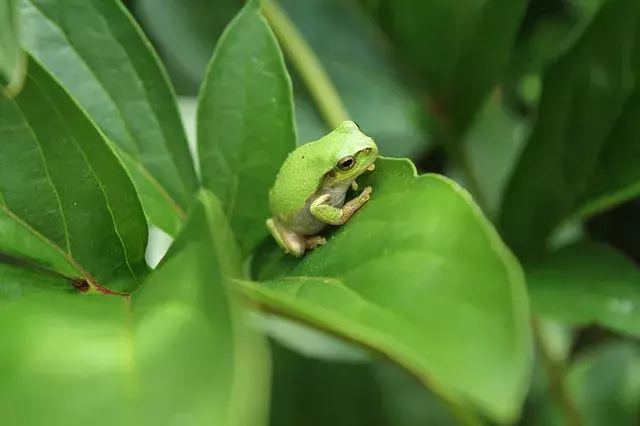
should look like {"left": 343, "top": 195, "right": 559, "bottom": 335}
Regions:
{"left": 19, "top": 0, "right": 199, "bottom": 236}
{"left": 462, "top": 96, "right": 530, "bottom": 216}
{"left": 568, "top": 342, "right": 640, "bottom": 426}
{"left": 0, "top": 59, "right": 148, "bottom": 293}
{"left": 362, "top": 0, "right": 527, "bottom": 136}
{"left": 0, "top": 0, "right": 25, "bottom": 97}
{"left": 242, "top": 158, "right": 532, "bottom": 422}
{"left": 530, "top": 342, "right": 640, "bottom": 426}
{"left": 0, "top": 191, "right": 268, "bottom": 426}
{"left": 527, "top": 242, "right": 640, "bottom": 336}
{"left": 135, "top": 0, "right": 241, "bottom": 94}
{"left": 578, "top": 27, "right": 640, "bottom": 217}
{"left": 274, "top": 0, "right": 430, "bottom": 157}
{"left": 197, "top": 0, "right": 296, "bottom": 255}
{"left": 498, "top": 0, "right": 639, "bottom": 259}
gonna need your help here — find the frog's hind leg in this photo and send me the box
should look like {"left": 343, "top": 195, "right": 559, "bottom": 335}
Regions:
{"left": 266, "top": 217, "right": 306, "bottom": 257}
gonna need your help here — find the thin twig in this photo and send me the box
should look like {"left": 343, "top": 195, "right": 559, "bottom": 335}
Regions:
{"left": 532, "top": 317, "right": 582, "bottom": 426}
{"left": 261, "top": 0, "right": 350, "bottom": 128}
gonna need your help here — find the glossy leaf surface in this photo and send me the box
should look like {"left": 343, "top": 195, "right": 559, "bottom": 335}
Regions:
{"left": 243, "top": 158, "right": 532, "bottom": 422}
{"left": 0, "top": 59, "right": 148, "bottom": 292}
{"left": 197, "top": 0, "right": 296, "bottom": 255}
{"left": 19, "top": 0, "right": 199, "bottom": 235}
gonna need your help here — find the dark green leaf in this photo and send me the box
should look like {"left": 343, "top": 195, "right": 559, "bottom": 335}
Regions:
{"left": 578, "top": 26, "right": 640, "bottom": 217}
{"left": 569, "top": 342, "right": 640, "bottom": 426}
{"left": 0, "top": 190, "right": 268, "bottom": 426}
{"left": 241, "top": 157, "right": 532, "bottom": 422}
{"left": 498, "top": 0, "right": 639, "bottom": 259}
{"left": 135, "top": 0, "right": 241, "bottom": 95}
{"left": 19, "top": 0, "right": 199, "bottom": 236}
{"left": 506, "top": 0, "right": 609, "bottom": 82}
{"left": 269, "top": 339, "right": 388, "bottom": 426}
{"left": 527, "top": 242, "right": 640, "bottom": 336}
{"left": 363, "top": 0, "right": 527, "bottom": 136}
{"left": 462, "top": 97, "right": 530, "bottom": 216}
{"left": 0, "top": 59, "right": 148, "bottom": 292}
{"left": 197, "top": 0, "right": 296, "bottom": 255}
{"left": 529, "top": 342, "right": 640, "bottom": 426}
{"left": 0, "top": 0, "right": 25, "bottom": 97}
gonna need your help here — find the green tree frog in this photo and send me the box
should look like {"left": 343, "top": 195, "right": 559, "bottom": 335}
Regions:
{"left": 267, "top": 120, "right": 379, "bottom": 257}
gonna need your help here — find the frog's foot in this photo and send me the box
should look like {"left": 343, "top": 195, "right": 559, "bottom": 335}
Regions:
{"left": 305, "top": 235, "right": 327, "bottom": 250}
{"left": 367, "top": 163, "right": 375, "bottom": 172}
{"left": 266, "top": 218, "right": 305, "bottom": 257}
{"left": 350, "top": 180, "right": 359, "bottom": 191}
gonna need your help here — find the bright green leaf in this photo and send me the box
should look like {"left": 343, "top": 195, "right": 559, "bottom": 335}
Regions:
{"left": 197, "top": 0, "right": 296, "bottom": 255}
{"left": 527, "top": 242, "right": 640, "bottom": 336}
{"left": 241, "top": 158, "right": 532, "bottom": 422}
{"left": 498, "top": 0, "right": 639, "bottom": 259}
{"left": 19, "top": 0, "right": 199, "bottom": 236}
{"left": 0, "top": 58, "right": 148, "bottom": 293}
{"left": 0, "top": 191, "right": 268, "bottom": 426}
{"left": 0, "top": 0, "right": 25, "bottom": 97}
{"left": 363, "top": 0, "right": 527, "bottom": 136}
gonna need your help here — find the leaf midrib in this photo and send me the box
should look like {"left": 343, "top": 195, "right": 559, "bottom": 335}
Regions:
{"left": 26, "top": 0, "right": 190, "bottom": 219}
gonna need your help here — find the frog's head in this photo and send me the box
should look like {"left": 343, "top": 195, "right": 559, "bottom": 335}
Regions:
{"left": 323, "top": 120, "right": 379, "bottom": 185}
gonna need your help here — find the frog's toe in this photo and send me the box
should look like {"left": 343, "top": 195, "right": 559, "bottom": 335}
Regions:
{"left": 305, "top": 235, "right": 327, "bottom": 250}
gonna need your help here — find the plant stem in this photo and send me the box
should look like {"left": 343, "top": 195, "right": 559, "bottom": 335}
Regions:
{"left": 261, "top": 0, "right": 350, "bottom": 128}
{"left": 532, "top": 318, "right": 582, "bottom": 426}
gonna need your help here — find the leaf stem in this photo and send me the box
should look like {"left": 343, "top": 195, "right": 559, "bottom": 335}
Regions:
{"left": 261, "top": 0, "right": 350, "bottom": 128}
{"left": 532, "top": 318, "right": 582, "bottom": 426}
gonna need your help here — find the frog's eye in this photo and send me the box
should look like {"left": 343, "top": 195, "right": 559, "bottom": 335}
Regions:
{"left": 337, "top": 155, "right": 355, "bottom": 171}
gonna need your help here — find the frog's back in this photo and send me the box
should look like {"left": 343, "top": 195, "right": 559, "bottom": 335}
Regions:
{"left": 269, "top": 141, "right": 331, "bottom": 224}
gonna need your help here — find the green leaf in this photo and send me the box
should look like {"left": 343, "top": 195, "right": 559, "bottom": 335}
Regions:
{"left": 0, "top": 261, "right": 72, "bottom": 307}
{"left": 0, "top": 0, "right": 25, "bottom": 97}
{"left": 460, "top": 97, "right": 530, "bottom": 216}
{"left": 0, "top": 191, "right": 268, "bottom": 426}
{"left": 578, "top": 27, "right": 640, "bottom": 218}
{"left": 569, "top": 342, "right": 640, "bottom": 426}
{"left": 241, "top": 157, "right": 532, "bottom": 422}
{"left": 135, "top": 0, "right": 241, "bottom": 94}
{"left": 498, "top": 0, "right": 640, "bottom": 259}
{"left": 0, "top": 58, "right": 148, "bottom": 293}
{"left": 527, "top": 241, "right": 640, "bottom": 336}
{"left": 276, "top": 0, "right": 430, "bottom": 157}
{"left": 363, "top": 0, "right": 527, "bottom": 136}
{"left": 197, "top": 0, "right": 296, "bottom": 255}
{"left": 19, "top": 0, "right": 199, "bottom": 236}
{"left": 530, "top": 342, "right": 640, "bottom": 426}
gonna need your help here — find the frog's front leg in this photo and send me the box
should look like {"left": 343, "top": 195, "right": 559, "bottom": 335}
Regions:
{"left": 266, "top": 218, "right": 306, "bottom": 257}
{"left": 309, "top": 187, "right": 372, "bottom": 226}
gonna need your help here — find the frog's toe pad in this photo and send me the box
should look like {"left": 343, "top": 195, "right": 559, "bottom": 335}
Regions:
{"left": 305, "top": 236, "right": 327, "bottom": 250}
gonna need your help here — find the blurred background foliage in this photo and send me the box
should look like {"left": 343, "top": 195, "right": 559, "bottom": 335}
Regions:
{"left": 108, "top": 0, "right": 640, "bottom": 424}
